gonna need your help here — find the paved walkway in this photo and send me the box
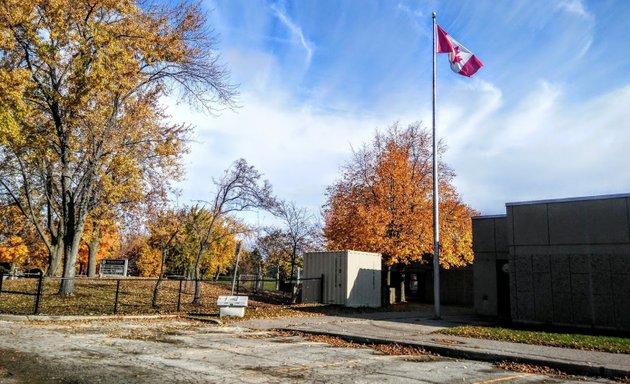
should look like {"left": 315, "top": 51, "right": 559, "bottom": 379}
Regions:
{"left": 1, "top": 306, "right": 628, "bottom": 380}
{"left": 238, "top": 308, "right": 630, "bottom": 380}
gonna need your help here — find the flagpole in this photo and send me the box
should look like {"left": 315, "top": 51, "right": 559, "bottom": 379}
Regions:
{"left": 432, "top": 11, "right": 441, "bottom": 320}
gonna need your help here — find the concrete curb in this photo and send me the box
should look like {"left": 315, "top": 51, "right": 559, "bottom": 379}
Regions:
{"left": 0, "top": 314, "right": 181, "bottom": 322}
{"left": 280, "top": 328, "right": 630, "bottom": 381}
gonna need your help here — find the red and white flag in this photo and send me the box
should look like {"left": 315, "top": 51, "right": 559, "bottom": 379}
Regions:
{"left": 436, "top": 25, "right": 483, "bottom": 77}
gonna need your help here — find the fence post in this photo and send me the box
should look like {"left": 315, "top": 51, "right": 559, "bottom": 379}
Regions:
{"left": 114, "top": 279, "right": 121, "bottom": 314}
{"left": 236, "top": 274, "right": 240, "bottom": 295}
{"left": 0, "top": 270, "right": 4, "bottom": 296}
{"left": 33, "top": 271, "right": 44, "bottom": 315}
{"left": 177, "top": 279, "right": 183, "bottom": 312}
{"left": 320, "top": 274, "right": 325, "bottom": 304}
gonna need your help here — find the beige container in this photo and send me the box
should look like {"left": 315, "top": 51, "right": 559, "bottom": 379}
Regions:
{"left": 303, "top": 250, "right": 381, "bottom": 308}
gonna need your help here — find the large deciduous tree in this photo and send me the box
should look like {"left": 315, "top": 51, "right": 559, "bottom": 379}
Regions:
{"left": 324, "top": 122, "right": 477, "bottom": 268}
{"left": 272, "top": 200, "right": 321, "bottom": 281}
{"left": 0, "top": 0, "right": 235, "bottom": 295}
{"left": 191, "top": 159, "right": 275, "bottom": 304}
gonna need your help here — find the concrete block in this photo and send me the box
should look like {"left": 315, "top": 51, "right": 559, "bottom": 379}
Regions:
{"left": 610, "top": 255, "right": 630, "bottom": 274}
{"left": 612, "top": 273, "right": 630, "bottom": 330}
{"left": 533, "top": 273, "right": 553, "bottom": 322}
{"left": 592, "top": 295, "right": 615, "bottom": 327}
{"left": 494, "top": 217, "right": 508, "bottom": 252}
{"left": 506, "top": 206, "right": 515, "bottom": 247}
{"left": 570, "top": 273, "right": 591, "bottom": 296}
{"left": 615, "top": 295, "right": 630, "bottom": 331}
{"left": 532, "top": 254, "right": 550, "bottom": 273}
{"left": 472, "top": 217, "right": 497, "bottom": 253}
{"left": 570, "top": 254, "right": 590, "bottom": 274}
{"left": 590, "top": 256, "right": 612, "bottom": 295}
{"left": 550, "top": 256, "right": 571, "bottom": 294}
{"left": 571, "top": 294, "right": 593, "bottom": 325}
{"left": 514, "top": 256, "right": 533, "bottom": 293}
{"left": 617, "top": 312, "right": 630, "bottom": 331}
{"left": 516, "top": 291, "right": 535, "bottom": 321}
{"left": 473, "top": 252, "right": 494, "bottom": 262}
{"left": 509, "top": 265, "right": 518, "bottom": 318}
{"left": 548, "top": 198, "right": 630, "bottom": 245}
{"left": 591, "top": 273, "right": 612, "bottom": 295}
{"left": 552, "top": 293, "right": 573, "bottom": 324}
{"left": 511, "top": 204, "right": 549, "bottom": 246}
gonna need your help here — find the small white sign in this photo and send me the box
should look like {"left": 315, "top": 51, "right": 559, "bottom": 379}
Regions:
{"left": 217, "top": 295, "right": 248, "bottom": 307}
{"left": 100, "top": 259, "right": 128, "bottom": 277}
{"left": 217, "top": 295, "right": 248, "bottom": 318}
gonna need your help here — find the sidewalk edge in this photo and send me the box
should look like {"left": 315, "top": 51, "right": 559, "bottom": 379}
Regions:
{"left": 278, "top": 328, "right": 630, "bottom": 381}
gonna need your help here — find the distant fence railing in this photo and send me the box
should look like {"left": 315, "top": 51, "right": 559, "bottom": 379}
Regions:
{"left": 0, "top": 271, "right": 324, "bottom": 316}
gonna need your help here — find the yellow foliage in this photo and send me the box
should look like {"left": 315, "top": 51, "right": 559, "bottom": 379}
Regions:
{"left": 136, "top": 245, "right": 161, "bottom": 277}
{"left": 0, "top": 235, "right": 29, "bottom": 265}
{"left": 324, "top": 122, "right": 478, "bottom": 268}
{"left": 0, "top": 203, "right": 46, "bottom": 268}
{"left": 0, "top": 0, "right": 232, "bottom": 285}
{"left": 78, "top": 219, "right": 120, "bottom": 267}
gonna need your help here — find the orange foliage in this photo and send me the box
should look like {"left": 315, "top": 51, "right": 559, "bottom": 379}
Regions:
{"left": 78, "top": 220, "right": 120, "bottom": 271}
{"left": 137, "top": 245, "right": 161, "bottom": 277}
{"left": 0, "top": 203, "right": 47, "bottom": 268}
{"left": 324, "top": 122, "right": 478, "bottom": 268}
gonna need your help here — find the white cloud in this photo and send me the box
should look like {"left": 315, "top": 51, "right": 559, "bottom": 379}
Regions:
{"left": 557, "top": 0, "right": 592, "bottom": 19}
{"left": 168, "top": 92, "right": 400, "bottom": 217}
{"left": 168, "top": 75, "right": 630, "bottom": 222}
{"left": 270, "top": 3, "right": 314, "bottom": 65}
{"left": 444, "top": 82, "right": 630, "bottom": 215}
{"left": 396, "top": 3, "right": 429, "bottom": 38}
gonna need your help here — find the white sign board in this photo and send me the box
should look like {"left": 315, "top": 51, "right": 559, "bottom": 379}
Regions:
{"left": 217, "top": 295, "right": 248, "bottom": 318}
{"left": 100, "top": 259, "right": 128, "bottom": 277}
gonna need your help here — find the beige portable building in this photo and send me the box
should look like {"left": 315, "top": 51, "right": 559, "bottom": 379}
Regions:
{"left": 303, "top": 250, "right": 381, "bottom": 308}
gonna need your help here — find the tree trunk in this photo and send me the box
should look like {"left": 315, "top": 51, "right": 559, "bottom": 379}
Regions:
{"left": 192, "top": 264, "right": 202, "bottom": 305}
{"left": 87, "top": 222, "right": 102, "bottom": 277}
{"left": 192, "top": 214, "right": 218, "bottom": 305}
{"left": 47, "top": 243, "right": 63, "bottom": 277}
{"left": 152, "top": 247, "right": 168, "bottom": 308}
{"left": 289, "top": 245, "right": 298, "bottom": 302}
{"left": 58, "top": 200, "right": 88, "bottom": 296}
{"left": 289, "top": 245, "right": 298, "bottom": 281}
{"left": 59, "top": 234, "right": 80, "bottom": 296}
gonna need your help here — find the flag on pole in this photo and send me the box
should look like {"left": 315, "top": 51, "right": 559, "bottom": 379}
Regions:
{"left": 436, "top": 25, "right": 483, "bottom": 77}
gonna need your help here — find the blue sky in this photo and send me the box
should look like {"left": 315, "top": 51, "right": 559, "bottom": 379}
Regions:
{"left": 169, "top": 0, "right": 630, "bottom": 222}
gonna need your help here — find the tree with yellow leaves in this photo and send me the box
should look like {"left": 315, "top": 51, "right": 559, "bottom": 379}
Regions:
{"left": 78, "top": 218, "right": 120, "bottom": 276}
{"left": 324, "top": 122, "right": 477, "bottom": 268}
{"left": 0, "top": 201, "right": 47, "bottom": 271}
{"left": 0, "top": 1, "right": 235, "bottom": 295}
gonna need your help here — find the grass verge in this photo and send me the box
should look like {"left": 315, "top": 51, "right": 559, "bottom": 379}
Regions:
{"left": 0, "top": 278, "right": 322, "bottom": 319}
{"left": 440, "top": 325, "right": 630, "bottom": 354}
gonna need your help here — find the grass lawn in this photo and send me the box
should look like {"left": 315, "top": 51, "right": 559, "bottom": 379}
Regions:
{"left": 0, "top": 277, "right": 343, "bottom": 321}
{"left": 0, "top": 277, "right": 288, "bottom": 316}
{"left": 439, "top": 325, "right": 630, "bottom": 354}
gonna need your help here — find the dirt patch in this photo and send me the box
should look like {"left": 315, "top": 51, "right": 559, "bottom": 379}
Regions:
{"left": 0, "top": 347, "right": 159, "bottom": 384}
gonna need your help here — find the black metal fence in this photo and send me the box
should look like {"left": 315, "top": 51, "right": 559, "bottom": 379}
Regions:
{"left": 0, "top": 272, "right": 325, "bottom": 316}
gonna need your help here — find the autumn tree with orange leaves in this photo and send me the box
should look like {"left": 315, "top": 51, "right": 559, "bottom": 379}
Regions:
{"left": 324, "top": 122, "right": 477, "bottom": 268}
{"left": 0, "top": 201, "right": 47, "bottom": 271}
{"left": 0, "top": 0, "right": 235, "bottom": 295}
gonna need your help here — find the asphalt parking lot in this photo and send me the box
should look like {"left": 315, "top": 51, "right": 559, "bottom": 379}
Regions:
{"left": 0, "top": 318, "right": 616, "bottom": 383}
